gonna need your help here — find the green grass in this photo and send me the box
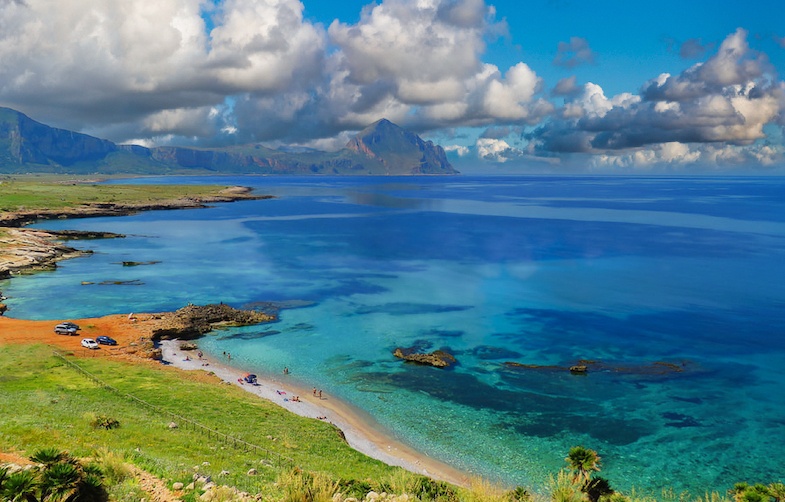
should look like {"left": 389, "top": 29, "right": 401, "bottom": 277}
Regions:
{"left": 0, "top": 344, "right": 400, "bottom": 498}
{"left": 0, "top": 178, "right": 243, "bottom": 213}
{"left": 3, "top": 345, "right": 779, "bottom": 501}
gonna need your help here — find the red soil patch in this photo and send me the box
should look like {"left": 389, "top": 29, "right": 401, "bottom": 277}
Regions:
{"left": 0, "top": 313, "right": 160, "bottom": 363}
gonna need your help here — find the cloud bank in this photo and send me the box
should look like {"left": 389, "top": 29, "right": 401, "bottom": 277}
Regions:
{"left": 0, "top": 1, "right": 782, "bottom": 170}
{"left": 0, "top": 0, "right": 551, "bottom": 147}
{"left": 528, "top": 29, "right": 784, "bottom": 169}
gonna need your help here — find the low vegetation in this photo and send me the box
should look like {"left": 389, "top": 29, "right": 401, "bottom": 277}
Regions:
{"left": 0, "top": 177, "right": 241, "bottom": 213}
{"left": 0, "top": 345, "right": 782, "bottom": 501}
{"left": 0, "top": 447, "right": 108, "bottom": 502}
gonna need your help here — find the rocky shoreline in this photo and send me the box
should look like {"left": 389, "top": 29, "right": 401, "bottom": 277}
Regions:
{"left": 0, "top": 185, "right": 269, "bottom": 228}
{"left": 150, "top": 303, "right": 276, "bottom": 341}
{"left": 114, "top": 303, "right": 277, "bottom": 361}
{"left": 0, "top": 186, "right": 269, "bottom": 285}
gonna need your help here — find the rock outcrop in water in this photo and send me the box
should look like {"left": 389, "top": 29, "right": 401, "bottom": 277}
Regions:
{"left": 393, "top": 347, "right": 457, "bottom": 368}
{"left": 503, "top": 359, "right": 689, "bottom": 376}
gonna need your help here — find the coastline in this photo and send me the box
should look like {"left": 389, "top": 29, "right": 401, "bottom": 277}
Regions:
{"left": 0, "top": 181, "right": 475, "bottom": 489}
{"left": 0, "top": 185, "right": 269, "bottom": 279}
{"left": 0, "top": 313, "right": 470, "bottom": 488}
{"left": 159, "top": 340, "right": 471, "bottom": 487}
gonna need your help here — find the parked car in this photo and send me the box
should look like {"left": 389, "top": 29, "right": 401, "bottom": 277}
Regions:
{"left": 96, "top": 335, "right": 117, "bottom": 346}
{"left": 81, "top": 338, "right": 99, "bottom": 350}
{"left": 54, "top": 322, "right": 80, "bottom": 335}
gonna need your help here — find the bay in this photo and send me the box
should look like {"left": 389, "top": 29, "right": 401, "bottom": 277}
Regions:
{"left": 3, "top": 175, "right": 784, "bottom": 494}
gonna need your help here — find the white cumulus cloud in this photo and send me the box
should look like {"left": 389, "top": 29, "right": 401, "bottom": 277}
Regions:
{"left": 528, "top": 29, "right": 784, "bottom": 169}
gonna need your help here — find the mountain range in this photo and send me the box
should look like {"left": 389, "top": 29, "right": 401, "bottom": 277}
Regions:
{"left": 0, "top": 107, "right": 457, "bottom": 175}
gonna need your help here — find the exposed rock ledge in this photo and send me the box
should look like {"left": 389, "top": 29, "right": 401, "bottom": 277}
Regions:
{"left": 0, "top": 186, "right": 270, "bottom": 279}
{"left": 150, "top": 303, "right": 276, "bottom": 341}
{"left": 0, "top": 186, "right": 271, "bottom": 228}
{"left": 393, "top": 347, "right": 457, "bottom": 368}
{"left": 0, "top": 228, "right": 103, "bottom": 279}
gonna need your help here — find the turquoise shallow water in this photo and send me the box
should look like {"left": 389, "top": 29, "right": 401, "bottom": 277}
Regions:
{"left": 3, "top": 175, "right": 784, "bottom": 493}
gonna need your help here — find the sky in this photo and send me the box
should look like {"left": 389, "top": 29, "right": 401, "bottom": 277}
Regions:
{"left": 1, "top": 0, "right": 784, "bottom": 173}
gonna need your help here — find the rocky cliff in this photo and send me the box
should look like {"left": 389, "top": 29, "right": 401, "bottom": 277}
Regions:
{"left": 0, "top": 108, "right": 118, "bottom": 168}
{"left": 346, "top": 119, "right": 455, "bottom": 175}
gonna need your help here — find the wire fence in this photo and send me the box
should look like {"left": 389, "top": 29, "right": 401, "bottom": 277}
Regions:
{"left": 52, "top": 349, "right": 296, "bottom": 471}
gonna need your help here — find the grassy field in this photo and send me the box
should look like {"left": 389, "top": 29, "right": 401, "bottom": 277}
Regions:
{"left": 0, "top": 344, "right": 415, "bottom": 500}
{"left": 0, "top": 177, "right": 242, "bottom": 213}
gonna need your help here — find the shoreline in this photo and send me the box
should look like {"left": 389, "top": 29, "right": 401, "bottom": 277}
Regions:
{"left": 0, "top": 185, "right": 270, "bottom": 279}
{"left": 0, "top": 182, "right": 473, "bottom": 488}
{"left": 159, "top": 339, "right": 471, "bottom": 487}
{"left": 0, "top": 313, "right": 471, "bottom": 488}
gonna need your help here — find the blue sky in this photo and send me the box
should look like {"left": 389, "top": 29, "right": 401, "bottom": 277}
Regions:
{"left": 1, "top": 0, "right": 783, "bottom": 172}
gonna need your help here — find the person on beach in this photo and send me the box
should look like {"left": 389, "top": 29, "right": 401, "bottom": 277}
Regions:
{"left": 313, "top": 387, "right": 317, "bottom": 396}
{"left": 318, "top": 389, "right": 322, "bottom": 399}
{"left": 283, "top": 367, "right": 289, "bottom": 375}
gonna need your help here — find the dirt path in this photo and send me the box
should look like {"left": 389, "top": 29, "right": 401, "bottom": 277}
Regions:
{"left": 127, "top": 464, "right": 182, "bottom": 502}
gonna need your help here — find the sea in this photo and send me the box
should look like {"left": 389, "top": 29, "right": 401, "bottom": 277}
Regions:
{"left": 2, "top": 175, "right": 784, "bottom": 494}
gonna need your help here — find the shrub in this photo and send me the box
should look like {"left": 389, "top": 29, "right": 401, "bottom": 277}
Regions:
{"left": 337, "top": 478, "right": 375, "bottom": 498}
{"left": 545, "top": 470, "right": 588, "bottom": 502}
{"left": 507, "top": 486, "right": 531, "bottom": 501}
{"left": 90, "top": 414, "right": 121, "bottom": 430}
{"left": 277, "top": 467, "right": 339, "bottom": 502}
{"left": 95, "top": 448, "right": 132, "bottom": 485}
{"left": 410, "top": 474, "right": 459, "bottom": 501}
{"left": 584, "top": 476, "right": 614, "bottom": 502}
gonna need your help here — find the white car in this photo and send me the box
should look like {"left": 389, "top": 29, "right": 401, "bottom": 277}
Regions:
{"left": 81, "top": 338, "right": 99, "bottom": 350}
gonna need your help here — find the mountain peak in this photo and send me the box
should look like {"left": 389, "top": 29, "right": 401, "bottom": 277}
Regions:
{"left": 346, "top": 119, "right": 457, "bottom": 175}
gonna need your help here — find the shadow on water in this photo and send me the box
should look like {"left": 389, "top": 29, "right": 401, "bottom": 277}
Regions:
{"left": 353, "top": 302, "right": 472, "bottom": 316}
{"left": 503, "top": 306, "right": 785, "bottom": 357}
{"left": 217, "top": 329, "right": 282, "bottom": 341}
{"left": 355, "top": 362, "right": 655, "bottom": 445}
{"left": 418, "top": 328, "right": 465, "bottom": 338}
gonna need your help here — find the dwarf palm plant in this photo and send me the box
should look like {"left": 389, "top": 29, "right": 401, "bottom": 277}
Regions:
{"left": 2, "top": 449, "right": 108, "bottom": 502}
{"left": 40, "top": 462, "right": 81, "bottom": 502}
{"left": 565, "top": 446, "right": 602, "bottom": 485}
{"left": 29, "top": 448, "right": 69, "bottom": 469}
{"left": 1, "top": 469, "right": 39, "bottom": 502}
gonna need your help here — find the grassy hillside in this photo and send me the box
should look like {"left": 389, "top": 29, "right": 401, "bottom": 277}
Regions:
{"left": 0, "top": 344, "right": 406, "bottom": 499}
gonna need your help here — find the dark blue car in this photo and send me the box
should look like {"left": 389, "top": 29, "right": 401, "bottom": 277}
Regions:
{"left": 96, "top": 335, "right": 117, "bottom": 346}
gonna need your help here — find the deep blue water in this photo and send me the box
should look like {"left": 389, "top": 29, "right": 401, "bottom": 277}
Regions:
{"left": 3, "top": 175, "right": 784, "bottom": 493}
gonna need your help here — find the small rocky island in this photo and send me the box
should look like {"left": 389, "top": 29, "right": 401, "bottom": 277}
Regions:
{"left": 393, "top": 347, "right": 457, "bottom": 368}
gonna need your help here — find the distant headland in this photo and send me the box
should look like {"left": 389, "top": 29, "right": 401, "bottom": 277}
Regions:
{"left": 0, "top": 108, "right": 457, "bottom": 176}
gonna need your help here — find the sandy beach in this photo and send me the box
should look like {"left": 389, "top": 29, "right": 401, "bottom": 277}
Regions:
{"left": 0, "top": 313, "right": 470, "bottom": 488}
